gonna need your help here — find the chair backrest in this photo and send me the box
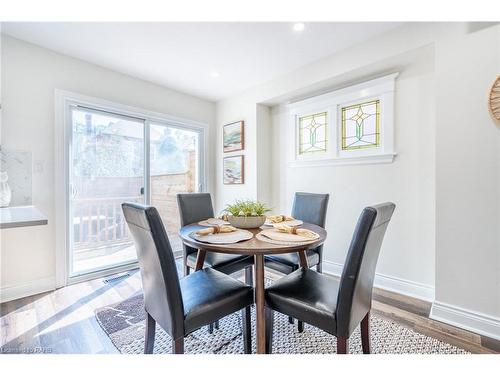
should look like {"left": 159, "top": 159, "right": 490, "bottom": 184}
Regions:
{"left": 335, "top": 202, "right": 396, "bottom": 338}
{"left": 177, "top": 193, "right": 215, "bottom": 257}
{"left": 122, "top": 202, "right": 184, "bottom": 339}
{"left": 177, "top": 193, "right": 215, "bottom": 227}
{"left": 291, "top": 192, "right": 329, "bottom": 227}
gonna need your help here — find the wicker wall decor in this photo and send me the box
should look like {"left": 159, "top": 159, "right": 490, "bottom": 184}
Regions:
{"left": 489, "top": 75, "right": 500, "bottom": 125}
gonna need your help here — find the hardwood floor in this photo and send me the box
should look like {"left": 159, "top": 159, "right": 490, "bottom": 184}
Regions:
{"left": 1, "top": 263, "right": 499, "bottom": 354}
{"left": 371, "top": 290, "right": 498, "bottom": 354}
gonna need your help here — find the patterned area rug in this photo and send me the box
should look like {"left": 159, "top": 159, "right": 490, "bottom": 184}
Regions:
{"left": 95, "top": 293, "right": 469, "bottom": 354}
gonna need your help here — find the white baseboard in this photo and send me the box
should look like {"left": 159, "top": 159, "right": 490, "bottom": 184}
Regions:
{"left": 322, "top": 260, "right": 435, "bottom": 302}
{"left": 430, "top": 301, "right": 500, "bottom": 341}
{"left": 322, "top": 260, "right": 500, "bottom": 341}
{"left": 0, "top": 276, "right": 56, "bottom": 303}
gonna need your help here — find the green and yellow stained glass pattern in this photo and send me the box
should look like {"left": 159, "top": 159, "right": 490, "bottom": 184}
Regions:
{"left": 298, "top": 112, "right": 328, "bottom": 155}
{"left": 341, "top": 100, "right": 380, "bottom": 151}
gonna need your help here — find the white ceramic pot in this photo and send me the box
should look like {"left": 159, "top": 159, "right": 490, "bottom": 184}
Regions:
{"left": 227, "top": 215, "right": 266, "bottom": 229}
{"left": 0, "top": 171, "right": 12, "bottom": 208}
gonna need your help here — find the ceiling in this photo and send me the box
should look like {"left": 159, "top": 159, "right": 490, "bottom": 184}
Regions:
{"left": 2, "top": 22, "right": 403, "bottom": 101}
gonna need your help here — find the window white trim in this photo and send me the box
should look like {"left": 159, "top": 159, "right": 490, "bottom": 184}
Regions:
{"left": 288, "top": 153, "right": 396, "bottom": 168}
{"left": 54, "top": 89, "right": 209, "bottom": 287}
{"left": 287, "top": 73, "right": 398, "bottom": 167}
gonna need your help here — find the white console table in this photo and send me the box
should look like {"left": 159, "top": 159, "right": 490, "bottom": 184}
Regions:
{"left": 0, "top": 206, "right": 48, "bottom": 229}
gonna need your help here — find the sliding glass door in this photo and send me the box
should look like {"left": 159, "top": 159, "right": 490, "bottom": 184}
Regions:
{"left": 69, "top": 107, "right": 145, "bottom": 277}
{"left": 149, "top": 123, "right": 201, "bottom": 252}
{"left": 67, "top": 105, "right": 204, "bottom": 279}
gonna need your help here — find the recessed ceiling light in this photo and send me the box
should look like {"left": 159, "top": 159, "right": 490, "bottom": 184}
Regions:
{"left": 210, "top": 71, "right": 220, "bottom": 78}
{"left": 293, "top": 23, "right": 305, "bottom": 32}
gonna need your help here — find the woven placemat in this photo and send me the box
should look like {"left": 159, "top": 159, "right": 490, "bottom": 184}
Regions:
{"left": 260, "top": 228, "right": 319, "bottom": 241}
{"left": 263, "top": 219, "right": 303, "bottom": 227}
{"left": 256, "top": 232, "right": 317, "bottom": 246}
{"left": 198, "top": 218, "right": 230, "bottom": 227}
{"left": 190, "top": 229, "right": 253, "bottom": 244}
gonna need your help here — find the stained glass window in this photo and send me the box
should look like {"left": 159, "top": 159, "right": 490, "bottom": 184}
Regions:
{"left": 298, "top": 112, "right": 327, "bottom": 155}
{"left": 341, "top": 100, "right": 380, "bottom": 151}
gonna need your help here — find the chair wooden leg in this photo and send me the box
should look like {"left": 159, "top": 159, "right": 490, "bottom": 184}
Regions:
{"left": 298, "top": 321, "right": 304, "bottom": 333}
{"left": 172, "top": 337, "right": 184, "bottom": 354}
{"left": 245, "top": 266, "right": 253, "bottom": 286}
{"left": 316, "top": 262, "right": 322, "bottom": 273}
{"left": 214, "top": 320, "right": 220, "bottom": 329}
{"left": 265, "top": 307, "right": 274, "bottom": 354}
{"left": 242, "top": 306, "right": 252, "bottom": 354}
{"left": 337, "top": 337, "right": 349, "bottom": 354}
{"left": 144, "top": 312, "right": 156, "bottom": 354}
{"left": 361, "top": 311, "right": 371, "bottom": 354}
{"left": 288, "top": 316, "right": 294, "bottom": 324}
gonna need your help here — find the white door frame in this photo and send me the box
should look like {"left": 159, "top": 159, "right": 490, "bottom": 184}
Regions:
{"left": 54, "top": 89, "right": 208, "bottom": 287}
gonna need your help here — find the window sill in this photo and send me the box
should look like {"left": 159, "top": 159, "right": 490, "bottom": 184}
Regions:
{"left": 288, "top": 153, "right": 396, "bottom": 168}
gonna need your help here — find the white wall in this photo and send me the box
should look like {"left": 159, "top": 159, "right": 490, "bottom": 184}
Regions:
{"left": 214, "top": 99, "right": 272, "bottom": 214}
{"left": 270, "top": 50, "right": 436, "bottom": 295}
{"left": 269, "top": 46, "right": 436, "bottom": 299}
{"left": 214, "top": 22, "right": 449, "bottom": 211}
{"left": 0, "top": 24, "right": 2, "bottom": 145}
{"left": 256, "top": 104, "right": 272, "bottom": 207}
{"left": 431, "top": 25, "right": 500, "bottom": 339}
{"left": 216, "top": 26, "right": 439, "bottom": 299}
{"left": 0, "top": 35, "right": 216, "bottom": 302}
{"left": 214, "top": 23, "right": 500, "bottom": 338}
{"left": 215, "top": 93, "right": 262, "bottom": 212}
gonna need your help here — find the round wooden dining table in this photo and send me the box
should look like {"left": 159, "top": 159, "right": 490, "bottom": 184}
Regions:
{"left": 179, "top": 222, "right": 327, "bottom": 354}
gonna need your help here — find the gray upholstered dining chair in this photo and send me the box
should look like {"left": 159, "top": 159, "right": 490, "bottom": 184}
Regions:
{"left": 264, "top": 202, "right": 396, "bottom": 354}
{"left": 177, "top": 193, "right": 254, "bottom": 333}
{"left": 264, "top": 192, "right": 329, "bottom": 331}
{"left": 122, "top": 202, "right": 254, "bottom": 354}
{"left": 177, "top": 193, "right": 254, "bottom": 279}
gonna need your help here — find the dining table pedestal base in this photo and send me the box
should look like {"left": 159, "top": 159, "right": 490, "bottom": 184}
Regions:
{"left": 254, "top": 254, "right": 266, "bottom": 354}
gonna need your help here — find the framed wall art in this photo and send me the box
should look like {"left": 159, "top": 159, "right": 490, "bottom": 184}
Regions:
{"left": 223, "top": 155, "right": 244, "bottom": 184}
{"left": 223, "top": 120, "right": 244, "bottom": 152}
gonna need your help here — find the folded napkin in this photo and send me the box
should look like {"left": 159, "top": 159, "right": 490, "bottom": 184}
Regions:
{"left": 206, "top": 217, "right": 230, "bottom": 225}
{"left": 196, "top": 225, "right": 237, "bottom": 236}
{"left": 274, "top": 224, "right": 317, "bottom": 239}
{"left": 267, "top": 215, "right": 295, "bottom": 224}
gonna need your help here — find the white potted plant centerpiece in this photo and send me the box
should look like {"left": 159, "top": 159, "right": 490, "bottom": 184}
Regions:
{"left": 223, "top": 199, "right": 270, "bottom": 229}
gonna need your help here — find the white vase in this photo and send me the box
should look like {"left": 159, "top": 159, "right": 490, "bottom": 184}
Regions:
{"left": 0, "top": 171, "right": 12, "bottom": 208}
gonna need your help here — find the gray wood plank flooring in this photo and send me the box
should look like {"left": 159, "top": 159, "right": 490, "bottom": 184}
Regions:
{"left": 1, "top": 262, "right": 498, "bottom": 354}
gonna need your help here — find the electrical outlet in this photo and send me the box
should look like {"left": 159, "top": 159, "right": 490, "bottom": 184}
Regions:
{"left": 33, "top": 160, "right": 44, "bottom": 174}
